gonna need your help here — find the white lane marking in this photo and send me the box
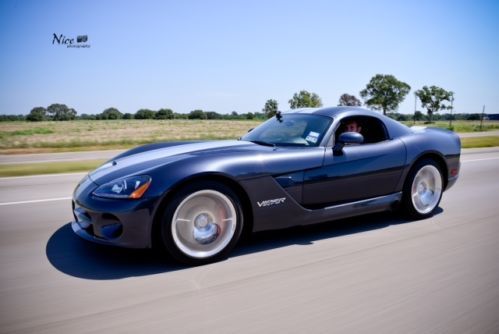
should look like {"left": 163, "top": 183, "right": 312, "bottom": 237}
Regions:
{"left": 0, "top": 197, "right": 72, "bottom": 206}
{"left": 0, "top": 172, "right": 87, "bottom": 181}
{"left": 461, "top": 157, "right": 499, "bottom": 163}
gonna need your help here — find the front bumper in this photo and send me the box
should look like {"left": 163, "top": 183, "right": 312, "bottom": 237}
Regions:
{"left": 71, "top": 175, "right": 159, "bottom": 249}
{"left": 71, "top": 203, "right": 155, "bottom": 249}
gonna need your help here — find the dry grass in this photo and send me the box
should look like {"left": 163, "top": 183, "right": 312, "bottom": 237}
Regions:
{"left": 1, "top": 119, "right": 498, "bottom": 155}
{"left": 0, "top": 119, "right": 262, "bottom": 153}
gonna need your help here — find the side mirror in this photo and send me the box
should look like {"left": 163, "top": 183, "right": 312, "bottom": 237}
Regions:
{"left": 247, "top": 128, "right": 254, "bottom": 133}
{"left": 333, "top": 132, "right": 364, "bottom": 155}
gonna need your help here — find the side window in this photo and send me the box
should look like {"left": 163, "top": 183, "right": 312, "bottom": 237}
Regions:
{"left": 336, "top": 116, "right": 388, "bottom": 144}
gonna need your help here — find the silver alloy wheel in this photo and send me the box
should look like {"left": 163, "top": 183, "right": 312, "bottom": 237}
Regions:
{"left": 411, "top": 165, "right": 442, "bottom": 214}
{"left": 171, "top": 189, "right": 237, "bottom": 259}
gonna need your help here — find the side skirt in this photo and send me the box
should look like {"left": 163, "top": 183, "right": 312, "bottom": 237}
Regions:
{"left": 318, "top": 192, "right": 403, "bottom": 223}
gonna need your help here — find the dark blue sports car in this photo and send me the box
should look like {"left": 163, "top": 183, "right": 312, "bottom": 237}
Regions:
{"left": 72, "top": 107, "right": 461, "bottom": 265}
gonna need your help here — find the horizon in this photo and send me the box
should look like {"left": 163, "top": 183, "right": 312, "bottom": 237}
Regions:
{"left": 1, "top": 0, "right": 498, "bottom": 116}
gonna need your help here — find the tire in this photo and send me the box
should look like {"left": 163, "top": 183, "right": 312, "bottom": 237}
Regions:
{"left": 402, "top": 159, "right": 443, "bottom": 219}
{"left": 160, "top": 181, "right": 244, "bottom": 265}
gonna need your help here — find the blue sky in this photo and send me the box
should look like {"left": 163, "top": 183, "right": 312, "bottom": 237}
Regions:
{"left": 1, "top": 0, "right": 498, "bottom": 115}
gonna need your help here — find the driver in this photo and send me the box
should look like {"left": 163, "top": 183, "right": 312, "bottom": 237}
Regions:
{"left": 344, "top": 120, "right": 362, "bottom": 133}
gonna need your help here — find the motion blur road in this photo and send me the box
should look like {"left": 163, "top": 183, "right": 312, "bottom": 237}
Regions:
{"left": 1, "top": 149, "right": 498, "bottom": 333}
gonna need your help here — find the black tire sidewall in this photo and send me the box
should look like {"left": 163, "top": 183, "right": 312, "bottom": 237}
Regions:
{"left": 402, "top": 159, "right": 443, "bottom": 219}
{"left": 160, "top": 181, "right": 244, "bottom": 265}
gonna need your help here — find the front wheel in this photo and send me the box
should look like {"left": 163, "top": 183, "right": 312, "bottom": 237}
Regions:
{"left": 160, "top": 181, "right": 244, "bottom": 265}
{"left": 402, "top": 159, "right": 443, "bottom": 219}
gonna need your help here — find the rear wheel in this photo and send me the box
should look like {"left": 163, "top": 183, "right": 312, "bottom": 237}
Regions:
{"left": 402, "top": 159, "right": 443, "bottom": 219}
{"left": 160, "top": 181, "right": 244, "bottom": 265}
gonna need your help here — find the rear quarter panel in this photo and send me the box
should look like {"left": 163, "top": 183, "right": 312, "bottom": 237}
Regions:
{"left": 397, "top": 128, "right": 461, "bottom": 190}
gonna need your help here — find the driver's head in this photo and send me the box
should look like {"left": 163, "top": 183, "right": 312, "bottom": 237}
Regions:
{"left": 345, "top": 120, "right": 362, "bottom": 133}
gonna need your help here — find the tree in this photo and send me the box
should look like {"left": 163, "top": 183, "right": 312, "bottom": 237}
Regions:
{"left": 79, "top": 113, "right": 96, "bottom": 120}
{"left": 262, "top": 99, "right": 278, "bottom": 118}
{"left": 253, "top": 112, "right": 265, "bottom": 119}
{"left": 387, "top": 112, "right": 409, "bottom": 121}
{"left": 288, "top": 90, "right": 322, "bottom": 109}
{"left": 135, "top": 109, "right": 156, "bottom": 119}
{"left": 205, "top": 111, "right": 222, "bottom": 120}
{"left": 100, "top": 107, "right": 123, "bottom": 120}
{"left": 188, "top": 109, "right": 207, "bottom": 119}
{"left": 26, "top": 107, "right": 47, "bottom": 122}
{"left": 415, "top": 86, "right": 454, "bottom": 123}
{"left": 360, "top": 74, "right": 411, "bottom": 115}
{"left": 0, "top": 114, "right": 25, "bottom": 121}
{"left": 156, "top": 108, "right": 174, "bottom": 119}
{"left": 174, "top": 112, "right": 188, "bottom": 119}
{"left": 466, "top": 113, "right": 480, "bottom": 121}
{"left": 123, "top": 113, "right": 134, "bottom": 119}
{"left": 246, "top": 112, "right": 255, "bottom": 120}
{"left": 47, "top": 103, "right": 77, "bottom": 121}
{"left": 338, "top": 93, "right": 361, "bottom": 106}
{"left": 414, "top": 110, "right": 424, "bottom": 121}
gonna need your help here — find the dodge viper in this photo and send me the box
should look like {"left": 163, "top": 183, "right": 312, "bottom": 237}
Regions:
{"left": 72, "top": 107, "right": 461, "bottom": 265}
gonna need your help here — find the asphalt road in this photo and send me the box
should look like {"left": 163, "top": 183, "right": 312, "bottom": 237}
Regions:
{"left": 1, "top": 150, "right": 499, "bottom": 333}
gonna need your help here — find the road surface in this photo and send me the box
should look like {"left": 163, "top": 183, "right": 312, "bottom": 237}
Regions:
{"left": 1, "top": 150, "right": 498, "bottom": 333}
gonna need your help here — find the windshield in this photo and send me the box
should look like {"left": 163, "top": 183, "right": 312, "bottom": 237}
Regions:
{"left": 241, "top": 113, "right": 332, "bottom": 147}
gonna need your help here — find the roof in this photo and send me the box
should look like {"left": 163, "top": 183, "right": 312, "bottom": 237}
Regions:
{"left": 283, "top": 106, "right": 382, "bottom": 119}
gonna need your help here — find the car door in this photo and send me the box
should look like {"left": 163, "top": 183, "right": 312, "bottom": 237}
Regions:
{"left": 302, "top": 131, "right": 407, "bottom": 208}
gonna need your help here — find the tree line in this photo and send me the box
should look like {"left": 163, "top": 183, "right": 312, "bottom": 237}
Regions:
{"left": 2, "top": 74, "right": 470, "bottom": 123}
{"left": 17, "top": 105, "right": 267, "bottom": 122}
{"left": 263, "top": 74, "right": 455, "bottom": 123}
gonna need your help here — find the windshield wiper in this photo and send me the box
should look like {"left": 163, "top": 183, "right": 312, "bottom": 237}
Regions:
{"left": 248, "top": 140, "right": 275, "bottom": 147}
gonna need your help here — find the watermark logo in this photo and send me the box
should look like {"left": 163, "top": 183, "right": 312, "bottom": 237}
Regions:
{"left": 52, "top": 33, "right": 91, "bottom": 48}
{"left": 77, "top": 35, "right": 88, "bottom": 43}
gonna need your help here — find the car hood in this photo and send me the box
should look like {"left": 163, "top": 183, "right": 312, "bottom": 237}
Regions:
{"left": 88, "top": 140, "right": 256, "bottom": 185}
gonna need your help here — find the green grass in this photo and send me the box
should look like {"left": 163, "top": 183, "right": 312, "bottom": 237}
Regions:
{"left": 0, "top": 160, "right": 105, "bottom": 177}
{"left": 0, "top": 127, "right": 55, "bottom": 140}
{"left": 461, "top": 136, "right": 499, "bottom": 149}
{"left": 10, "top": 127, "right": 55, "bottom": 136}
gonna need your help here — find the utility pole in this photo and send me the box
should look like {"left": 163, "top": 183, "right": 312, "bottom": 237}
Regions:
{"left": 449, "top": 95, "right": 454, "bottom": 129}
{"left": 413, "top": 92, "right": 417, "bottom": 124}
{"left": 479, "top": 105, "right": 485, "bottom": 131}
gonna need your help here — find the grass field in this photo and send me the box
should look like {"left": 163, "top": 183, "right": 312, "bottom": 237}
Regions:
{"left": 0, "top": 119, "right": 262, "bottom": 153}
{"left": 0, "top": 119, "right": 498, "bottom": 154}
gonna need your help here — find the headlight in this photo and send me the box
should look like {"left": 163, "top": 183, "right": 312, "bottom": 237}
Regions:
{"left": 93, "top": 175, "right": 152, "bottom": 199}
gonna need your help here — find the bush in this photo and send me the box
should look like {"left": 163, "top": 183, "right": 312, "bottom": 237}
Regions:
{"left": 135, "top": 109, "right": 156, "bottom": 119}
{"left": 156, "top": 108, "right": 174, "bottom": 119}
{"left": 100, "top": 107, "right": 123, "bottom": 120}
{"left": 188, "top": 110, "right": 207, "bottom": 119}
